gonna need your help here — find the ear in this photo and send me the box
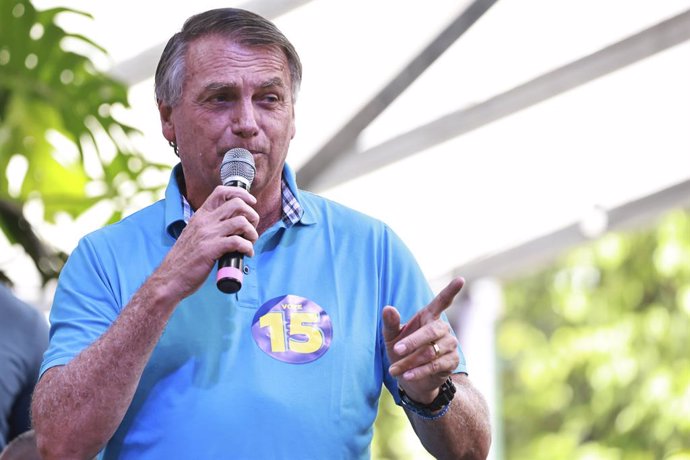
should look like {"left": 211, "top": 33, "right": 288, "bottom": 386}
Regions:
{"left": 158, "top": 99, "right": 176, "bottom": 143}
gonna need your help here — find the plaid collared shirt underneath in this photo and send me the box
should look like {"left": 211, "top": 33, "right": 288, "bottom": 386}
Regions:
{"left": 181, "top": 178, "right": 303, "bottom": 227}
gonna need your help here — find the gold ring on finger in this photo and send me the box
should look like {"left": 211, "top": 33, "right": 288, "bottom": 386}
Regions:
{"left": 431, "top": 341, "right": 441, "bottom": 358}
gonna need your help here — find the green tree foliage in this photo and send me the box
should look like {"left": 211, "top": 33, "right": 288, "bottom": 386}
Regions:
{"left": 372, "top": 389, "right": 435, "bottom": 460}
{"left": 499, "top": 209, "right": 690, "bottom": 459}
{"left": 0, "top": 0, "right": 168, "bottom": 285}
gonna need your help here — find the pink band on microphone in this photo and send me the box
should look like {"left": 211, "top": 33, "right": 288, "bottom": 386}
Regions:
{"left": 217, "top": 267, "right": 243, "bottom": 284}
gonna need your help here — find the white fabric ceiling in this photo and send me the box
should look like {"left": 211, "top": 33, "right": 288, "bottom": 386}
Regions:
{"left": 27, "top": 0, "right": 690, "bottom": 291}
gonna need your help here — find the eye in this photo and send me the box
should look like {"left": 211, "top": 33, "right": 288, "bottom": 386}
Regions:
{"left": 210, "top": 93, "right": 230, "bottom": 103}
{"left": 202, "top": 88, "right": 236, "bottom": 105}
{"left": 261, "top": 93, "right": 280, "bottom": 104}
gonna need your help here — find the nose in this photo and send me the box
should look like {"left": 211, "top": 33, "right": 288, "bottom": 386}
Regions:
{"left": 231, "top": 100, "right": 259, "bottom": 138}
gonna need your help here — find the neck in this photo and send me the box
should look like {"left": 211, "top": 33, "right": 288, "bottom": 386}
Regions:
{"left": 176, "top": 168, "right": 283, "bottom": 235}
{"left": 253, "top": 181, "right": 283, "bottom": 235}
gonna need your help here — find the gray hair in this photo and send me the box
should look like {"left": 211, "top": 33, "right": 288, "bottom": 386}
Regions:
{"left": 154, "top": 8, "right": 302, "bottom": 107}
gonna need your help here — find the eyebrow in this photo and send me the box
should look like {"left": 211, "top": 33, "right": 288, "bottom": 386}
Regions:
{"left": 204, "top": 82, "right": 236, "bottom": 93}
{"left": 203, "top": 78, "right": 286, "bottom": 93}
{"left": 260, "top": 77, "right": 286, "bottom": 90}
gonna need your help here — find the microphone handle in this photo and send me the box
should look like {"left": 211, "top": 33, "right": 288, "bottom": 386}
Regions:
{"left": 217, "top": 251, "right": 244, "bottom": 294}
{"left": 216, "top": 179, "right": 250, "bottom": 294}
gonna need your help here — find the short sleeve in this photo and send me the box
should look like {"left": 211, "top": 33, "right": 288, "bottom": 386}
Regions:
{"left": 376, "top": 225, "right": 467, "bottom": 403}
{"left": 39, "top": 236, "right": 122, "bottom": 377}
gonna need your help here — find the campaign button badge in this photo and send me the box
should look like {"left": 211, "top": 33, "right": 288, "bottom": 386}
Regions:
{"left": 251, "top": 295, "right": 332, "bottom": 364}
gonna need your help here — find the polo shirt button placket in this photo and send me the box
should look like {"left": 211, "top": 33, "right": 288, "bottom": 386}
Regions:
{"left": 238, "top": 258, "right": 259, "bottom": 308}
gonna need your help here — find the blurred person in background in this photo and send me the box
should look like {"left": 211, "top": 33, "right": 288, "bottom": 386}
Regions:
{"left": 31, "top": 8, "right": 491, "bottom": 459}
{"left": 0, "top": 284, "right": 48, "bottom": 454}
{"left": 0, "top": 430, "right": 40, "bottom": 460}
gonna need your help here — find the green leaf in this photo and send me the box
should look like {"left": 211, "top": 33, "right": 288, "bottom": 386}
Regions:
{"left": 499, "top": 210, "right": 690, "bottom": 458}
{"left": 0, "top": 0, "right": 168, "bottom": 283}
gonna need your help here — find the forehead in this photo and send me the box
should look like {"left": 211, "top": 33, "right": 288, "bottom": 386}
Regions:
{"left": 184, "top": 35, "right": 291, "bottom": 87}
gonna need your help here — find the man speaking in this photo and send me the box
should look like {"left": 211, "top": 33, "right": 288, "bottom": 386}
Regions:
{"left": 31, "top": 8, "right": 491, "bottom": 459}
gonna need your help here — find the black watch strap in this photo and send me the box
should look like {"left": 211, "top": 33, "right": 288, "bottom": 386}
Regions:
{"left": 398, "top": 376, "right": 456, "bottom": 414}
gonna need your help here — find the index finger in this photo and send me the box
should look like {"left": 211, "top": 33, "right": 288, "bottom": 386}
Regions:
{"left": 425, "top": 277, "right": 465, "bottom": 319}
{"left": 204, "top": 185, "right": 257, "bottom": 210}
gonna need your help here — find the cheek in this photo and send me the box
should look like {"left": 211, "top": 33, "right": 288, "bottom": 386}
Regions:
{"left": 253, "top": 155, "right": 278, "bottom": 185}
{"left": 180, "top": 113, "right": 225, "bottom": 144}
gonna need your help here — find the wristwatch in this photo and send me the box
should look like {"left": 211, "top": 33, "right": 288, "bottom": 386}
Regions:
{"left": 398, "top": 377, "right": 456, "bottom": 418}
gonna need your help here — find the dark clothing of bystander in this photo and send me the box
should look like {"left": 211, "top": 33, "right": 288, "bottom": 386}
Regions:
{"left": 0, "top": 285, "right": 49, "bottom": 451}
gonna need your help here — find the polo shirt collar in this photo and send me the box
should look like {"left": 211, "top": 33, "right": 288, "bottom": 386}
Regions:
{"left": 282, "top": 163, "right": 316, "bottom": 226}
{"left": 164, "top": 164, "right": 186, "bottom": 239}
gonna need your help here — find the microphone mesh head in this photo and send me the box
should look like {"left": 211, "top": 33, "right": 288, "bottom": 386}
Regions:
{"left": 220, "top": 148, "right": 256, "bottom": 189}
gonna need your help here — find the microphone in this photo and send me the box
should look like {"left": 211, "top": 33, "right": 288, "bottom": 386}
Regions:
{"left": 216, "top": 148, "right": 256, "bottom": 294}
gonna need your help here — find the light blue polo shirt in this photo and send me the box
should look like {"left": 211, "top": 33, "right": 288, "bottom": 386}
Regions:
{"left": 41, "top": 163, "right": 467, "bottom": 459}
